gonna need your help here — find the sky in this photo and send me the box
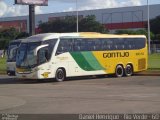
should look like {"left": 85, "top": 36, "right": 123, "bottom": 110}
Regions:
{"left": 0, "top": 0, "right": 160, "bottom": 18}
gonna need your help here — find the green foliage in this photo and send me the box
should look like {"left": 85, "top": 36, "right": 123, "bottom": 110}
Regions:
{"left": 39, "top": 16, "right": 76, "bottom": 33}
{"left": 0, "top": 28, "right": 29, "bottom": 50}
{"left": 0, "top": 39, "right": 10, "bottom": 50}
{"left": 150, "top": 16, "right": 160, "bottom": 35}
{"left": 15, "top": 32, "right": 29, "bottom": 39}
{"left": 115, "top": 29, "right": 154, "bottom": 40}
{"left": 38, "top": 15, "right": 108, "bottom": 33}
{"left": 154, "top": 34, "right": 160, "bottom": 40}
{"left": 148, "top": 53, "right": 160, "bottom": 69}
{"left": 79, "top": 15, "right": 107, "bottom": 33}
{"left": 0, "top": 57, "right": 6, "bottom": 74}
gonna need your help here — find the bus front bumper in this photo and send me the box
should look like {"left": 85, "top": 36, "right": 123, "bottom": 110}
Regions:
{"left": 16, "top": 72, "right": 39, "bottom": 79}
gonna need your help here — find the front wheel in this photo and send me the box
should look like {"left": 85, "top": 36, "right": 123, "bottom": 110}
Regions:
{"left": 125, "top": 64, "right": 133, "bottom": 77}
{"left": 115, "top": 65, "right": 124, "bottom": 77}
{"left": 55, "top": 68, "right": 66, "bottom": 82}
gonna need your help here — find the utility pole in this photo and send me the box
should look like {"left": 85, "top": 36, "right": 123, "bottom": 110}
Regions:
{"left": 76, "top": 0, "right": 79, "bottom": 32}
{"left": 147, "top": 0, "right": 151, "bottom": 54}
{"left": 29, "top": 5, "right": 35, "bottom": 36}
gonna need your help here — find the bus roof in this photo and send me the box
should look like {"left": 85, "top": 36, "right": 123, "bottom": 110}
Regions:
{"left": 9, "top": 39, "right": 24, "bottom": 43}
{"left": 79, "top": 32, "right": 146, "bottom": 38}
{"left": 22, "top": 32, "right": 146, "bottom": 43}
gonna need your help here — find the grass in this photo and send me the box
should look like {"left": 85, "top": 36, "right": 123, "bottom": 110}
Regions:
{"left": 0, "top": 53, "right": 160, "bottom": 74}
{"left": 148, "top": 53, "right": 160, "bottom": 70}
{"left": 0, "top": 57, "right": 6, "bottom": 74}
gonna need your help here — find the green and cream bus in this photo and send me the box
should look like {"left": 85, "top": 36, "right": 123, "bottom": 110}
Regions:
{"left": 16, "top": 32, "right": 148, "bottom": 81}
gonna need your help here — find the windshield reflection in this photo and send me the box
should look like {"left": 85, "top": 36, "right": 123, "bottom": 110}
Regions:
{"left": 16, "top": 42, "right": 41, "bottom": 68}
{"left": 7, "top": 42, "right": 20, "bottom": 62}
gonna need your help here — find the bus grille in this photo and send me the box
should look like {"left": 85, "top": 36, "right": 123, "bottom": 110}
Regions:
{"left": 138, "top": 58, "right": 146, "bottom": 70}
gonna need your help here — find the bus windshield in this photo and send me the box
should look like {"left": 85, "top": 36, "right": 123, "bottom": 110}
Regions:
{"left": 7, "top": 42, "right": 21, "bottom": 62}
{"left": 16, "top": 42, "right": 41, "bottom": 68}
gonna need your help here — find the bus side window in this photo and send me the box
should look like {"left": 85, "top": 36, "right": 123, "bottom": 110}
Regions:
{"left": 94, "top": 39, "right": 102, "bottom": 51}
{"left": 135, "top": 38, "right": 145, "bottom": 49}
{"left": 42, "top": 39, "right": 57, "bottom": 59}
{"left": 81, "top": 40, "right": 88, "bottom": 51}
{"left": 101, "top": 39, "right": 108, "bottom": 50}
{"left": 38, "top": 47, "right": 49, "bottom": 64}
{"left": 56, "top": 39, "right": 73, "bottom": 55}
{"left": 113, "top": 38, "right": 123, "bottom": 50}
{"left": 74, "top": 46, "right": 81, "bottom": 51}
{"left": 108, "top": 39, "right": 114, "bottom": 50}
{"left": 87, "top": 41, "right": 93, "bottom": 51}
{"left": 127, "top": 38, "right": 135, "bottom": 50}
{"left": 124, "top": 39, "right": 128, "bottom": 50}
{"left": 73, "top": 39, "right": 81, "bottom": 51}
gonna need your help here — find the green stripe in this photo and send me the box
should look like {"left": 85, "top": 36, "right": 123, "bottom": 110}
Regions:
{"left": 81, "top": 52, "right": 104, "bottom": 70}
{"left": 70, "top": 52, "right": 94, "bottom": 71}
{"left": 70, "top": 52, "right": 104, "bottom": 71}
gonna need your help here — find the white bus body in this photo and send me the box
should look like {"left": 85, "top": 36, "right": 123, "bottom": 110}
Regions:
{"left": 16, "top": 33, "right": 147, "bottom": 81}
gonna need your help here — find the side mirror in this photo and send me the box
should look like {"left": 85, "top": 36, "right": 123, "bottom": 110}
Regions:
{"left": 34, "top": 44, "right": 48, "bottom": 56}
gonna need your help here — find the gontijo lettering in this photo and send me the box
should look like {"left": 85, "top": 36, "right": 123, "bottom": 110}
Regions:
{"left": 103, "top": 52, "right": 129, "bottom": 58}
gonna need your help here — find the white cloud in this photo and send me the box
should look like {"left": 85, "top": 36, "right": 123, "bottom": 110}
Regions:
{"left": 78, "top": 0, "right": 142, "bottom": 10}
{"left": 77, "top": 0, "right": 119, "bottom": 10}
{"left": 0, "top": 1, "right": 28, "bottom": 17}
{"left": 35, "top": 6, "right": 43, "bottom": 14}
{"left": 131, "top": 0, "right": 142, "bottom": 6}
{"left": 0, "top": 1, "right": 43, "bottom": 17}
{"left": 0, "top": 0, "right": 142, "bottom": 17}
{"left": 61, "top": 0, "right": 142, "bottom": 12}
{"left": 120, "top": 0, "right": 142, "bottom": 7}
{"left": 63, "top": 7, "right": 74, "bottom": 12}
{"left": 0, "top": 1, "right": 8, "bottom": 16}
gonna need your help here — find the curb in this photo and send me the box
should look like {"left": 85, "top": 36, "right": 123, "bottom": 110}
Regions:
{"left": 135, "top": 71, "right": 160, "bottom": 76}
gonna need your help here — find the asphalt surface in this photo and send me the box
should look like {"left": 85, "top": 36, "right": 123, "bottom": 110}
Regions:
{"left": 0, "top": 75, "right": 160, "bottom": 114}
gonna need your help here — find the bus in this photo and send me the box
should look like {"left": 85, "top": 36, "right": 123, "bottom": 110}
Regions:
{"left": 16, "top": 32, "right": 148, "bottom": 81}
{"left": 7, "top": 39, "right": 23, "bottom": 75}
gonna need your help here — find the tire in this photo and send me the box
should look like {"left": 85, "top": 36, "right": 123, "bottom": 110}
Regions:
{"left": 55, "top": 68, "right": 65, "bottom": 82}
{"left": 115, "top": 65, "right": 124, "bottom": 77}
{"left": 125, "top": 64, "right": 133, "bottom": 77}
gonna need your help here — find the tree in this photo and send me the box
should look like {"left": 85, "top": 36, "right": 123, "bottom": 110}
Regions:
{"left": 38, "top": 16, "right": 76, "bottom": 33}
{"left": 0, "top": 28, "right": 29, "bottom": 50}
{"left": 115, "top": 29, "right": 154, "bottom": 40}
{"left": 15, "top": 32, "right": 29, "bottom": 39}
{"left": 150, "top": 15, "right": 160, "bottom": 35}
{"left": 38, "top": 15, "right": 108, "bottom": 33}
{"left": 79, "top": 15, "right": 107, "bottom": 33}
{"left": 0, "top": 28, "right": 19, "bottom": 39}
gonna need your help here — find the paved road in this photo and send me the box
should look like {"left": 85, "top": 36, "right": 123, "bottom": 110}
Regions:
{"left": 0, "top": 75, "right": 160, "bottom": 114}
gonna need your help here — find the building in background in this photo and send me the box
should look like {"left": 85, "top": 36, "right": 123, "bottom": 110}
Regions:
{"left": 0, "top": 20, "right": 27, "bottom": 32}
{"left": 0, "top": 4, "right": 160, "bottom": 33}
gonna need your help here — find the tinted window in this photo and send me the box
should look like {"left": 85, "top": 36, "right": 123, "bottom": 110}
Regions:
{"left": 73, "top": 38, "right": 101, "bottom": 51}
{"left": 101, "top": 39, "right": 114, "bottom": 50}
{"left": 125, "top": 38, "right": 136, "bottom": 49}
{"left": 56, "top": 38, "right": 73, "bottom": 54}
{"left": 113, "top": 38, "right": 125, "bottom": 50}
{"left": 73, "top": 39, "right": 88, "bottom": 51}
{"left": 134, "top": 38, "right": 146, "bottom": 49}
{"left": 38, "top": 47, "right": 49, "bottom": 64}
{"left": 42, "top": 39, "right": 57, "bottom": 59}
{"left": 56, "top": 37, "right": 146, "bottom": 53}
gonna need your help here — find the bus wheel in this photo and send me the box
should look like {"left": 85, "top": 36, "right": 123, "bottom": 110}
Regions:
{"left": 125, "top": 64, "right": 133, "bottom": 77}
{"left": 55, "top": 68, "right": 66, "bottom": 82}
{"left": 115, "top": 65, "right": 124, "bottom": 77}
